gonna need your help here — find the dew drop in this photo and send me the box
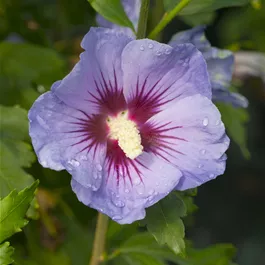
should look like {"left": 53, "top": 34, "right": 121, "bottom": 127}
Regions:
{"left": 148, "top": 43, "right": 154, "bottom": 49}
{"left": 140, "top": 45, "right": 145, "bottom": 51}
{"left": 165, "top": 49, "right": 171, "bottom": 55}
{"left": 198, "top": 164, "right": 203, "bottom": 169}
{"left": 156, "top": 51, "right": 161, "bottom": 56}
{"left": 215, "top": 120, "right": 220, "bottom": 126}
{"left": 209, "top": 173, "right": 215, "bottom": 179}
{"left": 115, "top": 200, "right": 125, "bottom": 208}
{"left": 96, "top": 164, "right": 102, "bottom": 171}
{"left": 68, "top": 159, "right": 80, "bottom": 167}
{"left": 203, "top": 117, "right": 209, "bottom": 126}
{"left": 93, "top": 174, "right": 98, "bottom": 179}
{"left": 80, "top": 155, "right": 88, "bottom": 161}
{"left": 125, "top": 189, "right": 129, "bottom": 193}
{"left": 41, "top": 161, "right": 48, "bottom": 167}
{"left": 91, "top": 185, "right": 98, "bottom": 191}
{"left": 133, "top": 178, "right": 141, "bottom": 185}
{"left": 200, "top": 149, "right": 206, "bottom": 155}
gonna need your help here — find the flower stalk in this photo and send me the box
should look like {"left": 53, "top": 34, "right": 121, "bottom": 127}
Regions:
{"left": 136, "top": 0, "right": 150, "bottom": 39}
{"left": 148, "top": 0, "right": 191, "bottom": 40}
{"left": 89, "top": 213, "right": 109, "bottom": 265}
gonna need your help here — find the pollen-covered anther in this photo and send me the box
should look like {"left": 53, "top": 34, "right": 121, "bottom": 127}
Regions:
{"left": 107, "top": 111, "right": 143, "bottom": 159}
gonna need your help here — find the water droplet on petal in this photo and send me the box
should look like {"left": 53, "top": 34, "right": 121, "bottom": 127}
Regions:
{"left": 148, "top": 43, "right": 153, "bottom": 49}
{"left": 215, "top": 120, "right": 220, "bottom": 126}
{"left": 200, "top": 149, "right": 206, "bottom": 155}
{"left": 91, "top": 185, "right": 98, "bottom": 191}
{"left": 115, "top": 200, "right": 125, "bottom": 208}
{"left": 165, "top": 49, "right": 171, "bottom": 55}
{"left": 156, "top": 51, "right": 161, "bottom": 56}
{"left": 80, "top": 155, "right": 87, "bottom": 161}
{"left": 198, "top": 164, "right": 203, "bottom": 169}
{"left": 125, "top": 189, "right": 129, "bottom": 193}
{"left": 68, "top": 159, "right": 80, "bottom": 167}
{"left": 140, "top": 45, "right": 144, "bottom": 51}
{"left": 203, "top": 117, "right": 209, "bottom": 126}
{"left": 209, "top": 173, "right": 215, "bottom": 179}
{"left": 41, "top": 161, "right": 48, "bottom": 167}
{"left": 133, "top": 178, "right": 141, "bottom": 185}
{"left": 113, "top": 215, "right": 122, "bottom": 221}
{"left": 96, "top": 164, "right": 102, "bottom": 171}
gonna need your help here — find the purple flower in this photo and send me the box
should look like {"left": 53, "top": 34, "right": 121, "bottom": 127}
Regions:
{"left": 168, "top": 26, "right": 248, "bottom": 108}
{"left": 29, "top": 28, "right": 229, "bottom": 224}
{"left": 97, "top": 2, "right": 248, "bottom": 108}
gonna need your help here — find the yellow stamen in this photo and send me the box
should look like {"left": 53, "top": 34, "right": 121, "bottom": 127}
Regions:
{"left": 107, "top": 111, "right": 143, "bottom": 159}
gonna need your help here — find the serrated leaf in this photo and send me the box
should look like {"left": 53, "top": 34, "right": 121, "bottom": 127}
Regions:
{"left": 217, "top": 103, "right": 250, "bottom": 158}
{"left": 142, "top": 193, "right": 186, "bottom": 255}
{"left": 0, "top": 242, "right": 14, "bottom": 265}
{"left": 164, "top": 0, "right": 250, "bottom": 15}
{"left": 88, "top": 0, "right": 135, "bottom": 31}
{"left": 0, "top": 105, "right": 36, "bottom": 198}
{"left": 0, "top": 180, "right": 39, "bottom": 243}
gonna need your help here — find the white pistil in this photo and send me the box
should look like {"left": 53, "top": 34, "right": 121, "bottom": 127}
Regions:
{"left": 107, "top": 111, "right": 143, "bottom": 159}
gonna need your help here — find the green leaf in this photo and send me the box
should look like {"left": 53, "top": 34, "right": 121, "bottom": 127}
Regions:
{"left": 217, "top": 103, "right": 250, "bottom": 158}
{"left": 88, "top": 0, "right": 135, "bottom": 31}
{"left": 178, "top": 243, "right": 237, "bottom": 265}
{"left": 0, "top": 42, "right": 65, "bottom": 108}
{"left": 180, "top": 12, "right": 216, "bottom": 26}
{"left": 0, "top": 180, "right": 39, "bottom": 243}
{"left": 142, "top": 193, "right": 186, "bottom": 255}
{"left": 164, "top": 0, "right": 250, "bottom": 15}
{"left": 0, "top": 105, "right": 36, "bottom": 198}
{"left": 0, "top": 242, "right": 14, "bottom": 265}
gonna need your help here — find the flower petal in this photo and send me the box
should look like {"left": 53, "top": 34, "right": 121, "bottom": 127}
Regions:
{"left": 168, "top": 25, "right": 210, "bottom": 51}
{"left": 71, "top": 151, "right": 182, "bottom": 224}
{"left": 169, "top": 26, "right": 248, "bottom": 108}
{"left": 52, "top": 28, "right": 132, "bottom": 115}
{"left": 96, "top": 0, "right": 141, "bottom": 37}
{"left": 29, "top": 92, "right": 107, "bottom": 188}
{"left": 143, "top": 94, "right": 230, "bottom": 190}
{"left": 121, "top": 39, "right": 211, "bottom": 122}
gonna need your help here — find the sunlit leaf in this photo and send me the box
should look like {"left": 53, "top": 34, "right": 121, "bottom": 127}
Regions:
{"left": 142, "top": 193, "right": 186, "bottom": 255}
{"left": 88, "top": 0, "right": 135, "bottom": 31}
{"left": 0, "top": 242, "right": 14, "bottom": 265}
{"left": 0, "top": 105, "right": 36, "bottom": 198}
{"left": 0, "top": 181, "right": 39, "bottom": 243}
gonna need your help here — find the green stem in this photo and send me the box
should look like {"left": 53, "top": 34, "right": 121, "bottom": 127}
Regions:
{"left": 89, "top": 213, "right": 109, "bottom": 265}
{"left": 136, "top": 0, "right": 150, "bottom": 39}
{"left": 148, "top": 0, "right": 191, "bottom": 39}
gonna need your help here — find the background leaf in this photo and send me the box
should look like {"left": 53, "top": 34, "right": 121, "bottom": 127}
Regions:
{"left": 217, "top": 103, "right": 250, "bottom": 158}
{"left": 0, "top": 242, "right": 14, "bottom": 265}
{"left": 141, "top": 193, "right": 186, "bottom": 255}
{"left": 0, "top": 42, "right": 65, "bottom": 109}
{"left": 88, "top": 0, "right": 135, "bottom": 31}
{"left": 0, "top": 180, "right": 39, "bottom": 243}
{"left": 164, "top": 0, "right": 250, "bottom": 15}
{"left": 0, "top": 105, "right": 36, "bottom": 198}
